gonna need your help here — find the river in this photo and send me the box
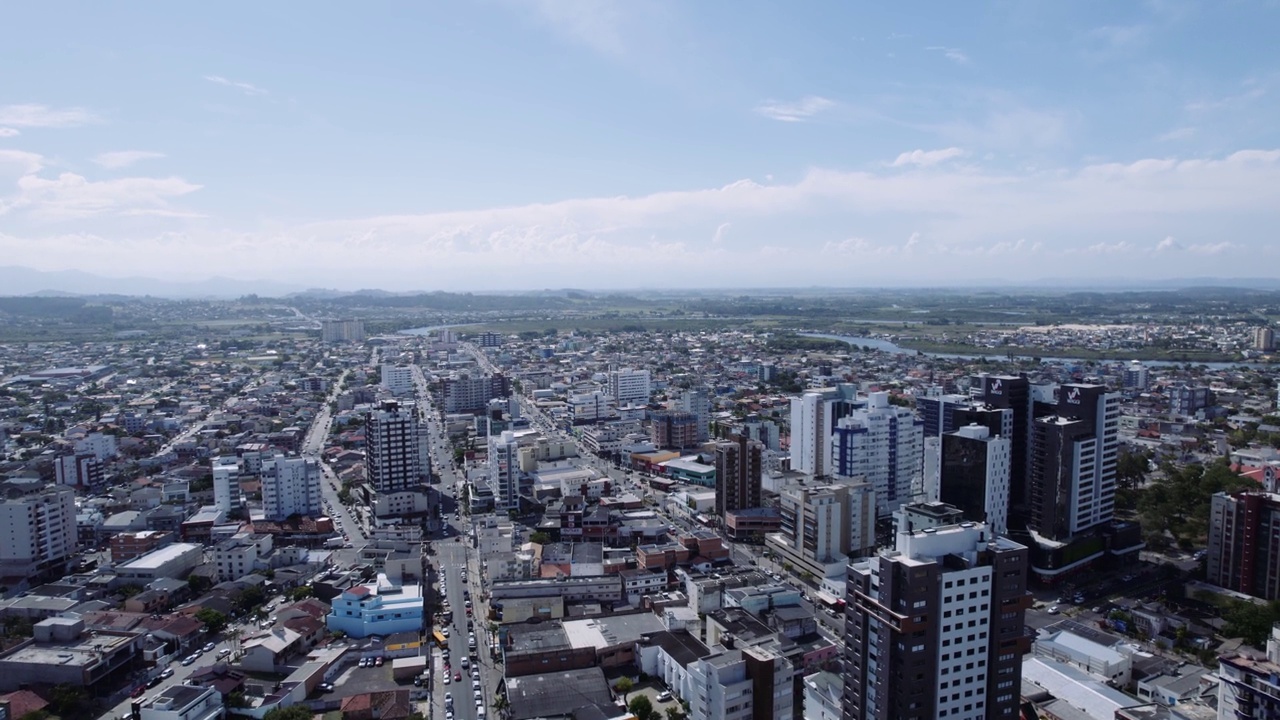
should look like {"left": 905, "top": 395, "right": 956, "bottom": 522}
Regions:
{"left": 801, "top": 333, "right": 1265, "bottom": 371}
{"left": 398, "top": 323, "right": 474, "bottom": 336}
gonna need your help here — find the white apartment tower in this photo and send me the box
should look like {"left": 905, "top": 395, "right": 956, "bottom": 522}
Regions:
{"left": 211, "top": 456, "right": 242, "bottom": 515}
{"left": 321, "top": 319, "right": 365, "bottom": 342}
{"left": 831, "top": 392, "right": 924, "bottom": 517}
{"left": 261, "top": 455, "right": 323, "bottom": 520}
{"left": 365, "top": 400, "right": 429, "bottom": 494}
{"left": 608, "top": 369, "right": 651, "bottom": 406}
{"left": 488, "top": 430, "right": 521, "bottom": 510}
{"left": 790, "top": 390, "right": 846, "bottom": 477}
{"left": 381, "top": 364, "right": 416, "bottom": 396}
{"left": 679, "top": 387, "right": 712, "bottom": 442}
{"left": 0, "top": 485, "right": 77, "bottom": 575}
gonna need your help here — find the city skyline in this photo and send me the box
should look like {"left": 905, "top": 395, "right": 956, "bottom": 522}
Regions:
{"left": 2, "top": 2, "right": 1279, "bottom": 291}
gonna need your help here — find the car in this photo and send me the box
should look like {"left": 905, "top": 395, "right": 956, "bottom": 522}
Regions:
{"left": 444, "top": 712, "right": 454, "bottom": 720}
{"left": 472, "top": 680, "right": 481, "bottom": 692}
{"left": 444, "top": 692, "right": 454, "bottom": 706}
{"left": 455, "top": 672, "right": 462, "bottom": 682}
{"left": 656, "top": 691, "right": 673, "bottom": 703}
{"left": 218, "top": 648, "right": 232, "bottom": 658}
{"left": 375, "top": 656, "right": 384, "bottom": 667}
{"left": 413, "top": 676, "right": 423, "bottom": 687}
{"left": 460, "top": 657, "right": 469, "bottom": 669}
{"left": 1047, "top": 606, "right": 1060, "bottom": 615}
{"left": 319, "top": 682, "right": 336, "bottom": 693}
{"left": 181, "top": 655, "right": 196, "bottom": 666}
{"left": 147, "top": 676, "right": 163, "bottom": 688}
{"left": 443, "top": 627, "right": 451, "bottom": 637}
{"left": 443, "top": 673, "right": 451, "bottom": 684}
{"left": 160, "top": 668, "right": 174, "bottom": 679}
{"left": 132, "top": 686, "right": 147, "bottom": 698}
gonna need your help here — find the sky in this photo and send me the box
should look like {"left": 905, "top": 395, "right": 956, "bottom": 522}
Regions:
{"left": 2, "top": 1, "right": 1279, "bottom": 292}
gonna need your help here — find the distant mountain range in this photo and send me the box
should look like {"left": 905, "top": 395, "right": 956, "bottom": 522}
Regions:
{"left": 1, "top": 265, "right": 1279, "bottom": 299}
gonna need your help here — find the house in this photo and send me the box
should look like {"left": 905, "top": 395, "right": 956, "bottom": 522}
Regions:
{"left": 140, "top": 614, "right": 207, "bottom": 656}
{"left": 340, "top": 690, "right": 411, "bottom": 720}
{"left": 240, "top": 627, "right": 304, "bottom": 673}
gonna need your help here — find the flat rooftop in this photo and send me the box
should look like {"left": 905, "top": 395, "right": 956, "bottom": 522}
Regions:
{"left": 119, "top": 543, "right": 201, "bottom": 571}
{"left": 1, "top": 630, "right": 136, "bottom": 666}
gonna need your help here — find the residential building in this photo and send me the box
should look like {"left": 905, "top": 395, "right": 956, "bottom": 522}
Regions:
{"left": 0, "top": 485, "right": 77, "bottom": 577}
{"left": 365, "top": 400, "right": 429, "bottom": 495}
{"left": 74, "top": 432, "right": 118, "bottom": 461}
{"left": 1207, "top": 491, "right": 1280, "bottom": 600}
{"left": 136, "top": 684, "right": 223, "bottom": 720}
{"left": 0, "top": 617, "right": 143, "bottom": 692}
{"left": 608, "top": 369, "right": 651, "bottom": 406}
{"left": 715, "top": 434, "right": 764, "bottom": 519}
{"left": 442, "top": 373, "right": 510, "bottom": 413}
{"left": 1171, "top": 385, "right": 1214, "bottom": 417}
{"left": 843, "top": 514, "right": 1030, "bottom": 720}
{"left": 651, "top": 411, "right": 701, "bottom": 449}
{"left": 54, "top": 453, "right": 104, "bottom": 489}
{"left": 110, "top": 530, "right": 172, "bottom": 562}
{"left": 679, "top": 387, "right": 712, "bottom": 442}
{"left": 917, "top": 390, "right": 971, "bottom": 440}
{"left": 260, "top": 455, "right": 322, "bottom": 520}
{"left": 804, "top": 670, "right": 843, "bottom": 720}
{"left": 1122, "top": 361, "right": 1150, "bottom": 391}
{"left": 210, "top": 456, "right": 242, "bottom": 515}
{"left": 1254, "top": 326, "right": 1276, "bottom": 352}
{"left": 380, "top": 364, "right": 416, "bottom": 396}
{"left": 790, "top": 390, "right": 850, "bottom": 478}
{"left": 488, "top": 430, "right": 521, "bottom": 510}
{"left": 973, "top": 374, "right": 1034, "bottom": 510}
{"left": 321, "top": 319, "right": 365, "bottom": 343}
{"left": 1219, "top": 628, "right": 1280, "bottom": 720}
{"left": 832, "top": 392, "right": 924, "bottom": 517}
{"left": 939, "top": 425, "right": 1012, "bottom": 535}
{"left": 568, "top": 391, "right": 615, "bottom": 425}
{"left": 326, "top": 577, "right": 425, "bottom": 639}
{"left": 475, "top": 331, "right": 504, "bottom": 347}
{"left": 686, "top": 644, "right": 793, "bottom": 720}
{"left": 213, "top": 534, "right": 274, "bottom": 582}
{"left": 766, "top": 478, "right": 876, "bottom": 583}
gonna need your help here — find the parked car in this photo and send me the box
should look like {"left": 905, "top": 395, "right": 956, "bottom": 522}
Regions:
{"left": 159, "top": 668, "right": 174, "bottom": 679}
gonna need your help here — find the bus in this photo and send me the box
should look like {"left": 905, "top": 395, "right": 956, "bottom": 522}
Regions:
{"left": 433, "top": 630, "right": 447, "bottom": 648}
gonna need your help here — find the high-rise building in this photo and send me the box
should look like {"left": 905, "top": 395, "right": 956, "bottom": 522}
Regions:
{"left": 843, "top": 513, "right": 1030, "bottom": 720}
{"left": 1028, "top": 384, "right": 1120, "bottom": 542}
{"left": 917, "top": 389, "right": 971, "bottom": 440}
{"left": 261, "top": 455, "right": 323, "bottom": 520}
{"left": 365, "top": 400, "right": 429, "bottom": 494}
{"left": 476, "top": 331, "right": 504, "bottom": 348}
{"left": 1207, "top": 491, "right": 1280, "bottom": 601}
{"left": 650, "top": 411, "right": 700, "bottom": 449}
{"left": 790, "top": 390, "right": 851, "bottom": 477}
{"left": 488, "top": 430, "right": 521, "bottom": 510}
{"left": 686, "top": 645, "right": 794, "bottom": 720}
{"left": 1170, "top": 385, "right": 1214, "bottom": 417}
{"left": 1219, "top": 625, "right": 1280, "bottom": 720}
{"left": 0, "top": 486, "right": 77, "bottom": 576}
{"left": 211, "top": 456, "right": 242, "bottom": 514}
{"left": 54, "top": 453, "right": 104, "bottom": 489}
{"left": 608, "top": 369, "right": 651, "bottom": 406}
{"left": 767, "top": 477, "right": 877, "bottom": 581}
{"left": 678, "top": 387, "right": 712, "bottom": 442}
{"left": 939, "top": 425, "right": 1012, "bottom": 535}
{"left": 443, "top": 373, "right": 511, "bottom": 413}
{"left": 381, "top": 364, "right": 416, "bottom": 396}
{"left": 321, "top": 319, "right": 365, "bottom": 342}
{"left": 1122, "top": 361, "right": 1149, "bottom": 391}
{"left": 1254, "top": 326, "right": 1276, "bottom": 352}
{"left": 831, "top": 392, "right": 924, "bottom": 517}
{"left": 973, "top": 375, "right": 1035, "bottom": 509}
{"left": 714, "top": 434, "right": 764, "bottom": 518}
{"left": 73, "top": 431, "right": 118, "bottom": 461}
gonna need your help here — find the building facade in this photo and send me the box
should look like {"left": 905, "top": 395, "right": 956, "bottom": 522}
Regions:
{"left": 260, "top": 455, "right": 323, "bottom": 520}
{"left": 1028, "top": 384, "right": 1120, "bottom": 542}
{"left": 832, "top": 392, "right": 924, "bottom": 518}
{"left": 0, "top": 486, "right": 77, "bottom": 577}
{"left": 767, "top": 478, "right": 877, "bottom": 582}
{"left": 1207, "top": 491, "right": 1280, "bottom": 601}
{"left": 321, "top": 319, "right": 365, "bottom": 342}
{"left": 939, "top": 425, "right": 1012, "bottom": 536}
{"left": 843, "top": 515, "right": 1030, "bottom": 720}
{"left": 365, "top": 400, "right": 429, "bottom": 495}
{"left": 608, "top": 369, "right": 651, "bottom": 406}
{"left": 714, "top": 434, "right": 764, "bottom": 519}
{"left": 488, "top": 430, "right": 521, "bottom": 510}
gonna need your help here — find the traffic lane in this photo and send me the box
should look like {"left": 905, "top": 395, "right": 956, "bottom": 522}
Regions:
{"left": 440, "top": 544, "right": 476, "bottom": 720}
{"left": 108, "top": 633, "right": 237, "bottom": 717}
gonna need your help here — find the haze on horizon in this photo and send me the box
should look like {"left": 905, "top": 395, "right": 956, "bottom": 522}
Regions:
{"left": 2, "top": 2, "right": 1279, "bottom": 293}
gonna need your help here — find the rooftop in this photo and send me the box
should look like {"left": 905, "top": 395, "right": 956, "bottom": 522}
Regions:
{"left": 118, "top": 542, "right": 201, "bottom": 571}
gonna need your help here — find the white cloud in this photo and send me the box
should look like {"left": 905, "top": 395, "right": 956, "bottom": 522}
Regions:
{"left": 925, "top": 46, "right": 970, "bottom": 64}
{"left": 204, "top": 75, "right": 269, "bottom": 96}
{"left": 0, "top": 104, "right": 98, "bottom": 128}
{"left": 1, "top": 172, "right": 201, "bottom": 220}
{"left": 0, "top": 128, "right": 19, "bottom": 137}
{"left": 0, "top": 149, "right": 44, "bottom": 175}
{"left": 1156, "top": 127, "right": 1195, "bottom": 142}
{"left": 754, "top": 96, "right": 835, "bottom": 122}
{"left": 891, "top": 147, "right": 966, "bottom": 167}
{"left": 1155, "top": 236, "right": 1181, "bottom": 251}
{"left": 93, "top": 151, "right": 166, "bottom": 170}
{"left": 1, "top": 148, "right": 1277, "bottom": 288}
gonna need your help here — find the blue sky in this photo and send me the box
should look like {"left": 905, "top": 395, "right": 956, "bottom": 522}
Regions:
{"left": 2, "top": 1, "right": 1278, "bottom": 291}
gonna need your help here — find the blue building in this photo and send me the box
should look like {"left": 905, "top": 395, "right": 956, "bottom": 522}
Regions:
{"left": 326, "top": 576, "right": 425, "bottom": 639}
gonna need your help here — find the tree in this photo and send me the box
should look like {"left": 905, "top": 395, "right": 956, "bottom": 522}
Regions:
{"left": 48, "top": 685, "right": 89, "bottom": 719}
{"left": 613, "top": 677, "right": 634, "bottom": 702}
{"left": 529, "top": 531, "right": 551, "bottom": 545}
{"left": 665, "top": 707, "right": 687, "bottom": 720}
{"left": 628, "top": 696, "right": 658, "bottom": 720}
{"left": 188, "top": 574, "right": 213, "bottom": 594}
{"left": 195, "top": 608, "right": 228, "bottom": 635}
